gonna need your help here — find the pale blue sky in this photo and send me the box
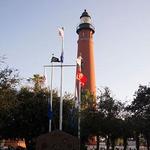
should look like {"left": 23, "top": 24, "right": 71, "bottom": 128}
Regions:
{"left": 1, "top": 0, "right": 150, "bottom": 102}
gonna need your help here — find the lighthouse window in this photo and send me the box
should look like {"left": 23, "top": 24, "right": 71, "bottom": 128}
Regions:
{"left": 82, "top": 32, "right": 85, "bottom": 37}
{"left": 82, "top": 32, "right": 88, "bottom": 38}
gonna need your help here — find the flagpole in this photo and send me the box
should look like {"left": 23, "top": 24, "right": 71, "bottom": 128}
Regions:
{"left": 49, "top": 60, "right": 53, "bottom": 132}
{"left": 59, "top": 27, "right": 64, "bottom": 131}
{"left": 78, "top": 56, "right": 82, "bottom": 140}
{"left": 74, "top": 78, "right": 77, "bottom": 108}
{"left": 78, "top": 79, "right": 81, "bottom": 139}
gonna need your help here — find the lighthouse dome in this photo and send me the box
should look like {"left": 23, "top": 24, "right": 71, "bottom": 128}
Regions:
{"left": 80, "top": 9, "right": 91, "bottom": 18}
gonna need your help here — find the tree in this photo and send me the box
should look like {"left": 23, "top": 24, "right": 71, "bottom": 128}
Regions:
{"left": 15, "top": 87, "right": 48, "bottom": 150}
{"left": 62, "top": 92, "right": 78, "bottom": 136}
{"left": 81, "top": 108, "right": 104, "bottom": 150}
{"left": 0, "top": 70, "right": 77, "bottom": 150}
{"left": 0, "top": 56, "right": 19, "bottom": 90}
{"left": 27, "top": 74, "right": 46, "bottom": 92}
{"left": 0, "top": 61, "right": 20, "bottom": 138}
{"left": 129, "top": 85, "right": 150, "bottom": 150}
{"left": 80, "top": 88, "right": 123, "bottom": 150}
{"left": 14, "top": 79, "right": 76, "bottom": 150}
{"left": 98, "top": 87, "right": 123, "bottom": 150}
{"left": 80, "top": 90, "right": 102, "bottom": 150}
{"left": 1, "top": 88, "right": 76, "bottom": 150}
{"left": 118, "top": 115, "right": 134, "bottom": 150}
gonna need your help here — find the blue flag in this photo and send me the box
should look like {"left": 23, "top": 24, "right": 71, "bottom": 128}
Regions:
{"left": 48, "top": 102, "right": 53, "bottom": 120}
{"left": 60, "top": 51, "right": 64, "bottom": 63}
{"left": 69, "top": 107, "right": 76, "bottom": 128}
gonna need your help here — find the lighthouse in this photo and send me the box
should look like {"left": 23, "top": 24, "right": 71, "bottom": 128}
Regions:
{"left": 76, "top": 10, "right": 96, "bottom": 96}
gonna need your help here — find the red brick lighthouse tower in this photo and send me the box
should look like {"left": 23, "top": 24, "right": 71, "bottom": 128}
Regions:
{"left": 76, "top": 10, "right": 96, "bottom": 96}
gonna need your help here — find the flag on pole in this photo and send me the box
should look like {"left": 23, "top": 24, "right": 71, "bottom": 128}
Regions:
{"left": 76, "top": 70, "right": 87, "bottom": 87}
{"left": 48, "top": 100, "right": 53, "bottom": 120}
{"left": 80, "top": 74, "right": 87, "bottom": 87}
{"left": 51, "top": 56, "right": 60, "bottom": 62}
{"left": 58, "top": 27, "right": 64, "bottom": 38}
{"left": 69, "top": 107, "right": 76, "bottom": 128}
{"left": 76, "top": 56, "right": 82, "bottom": 67}
{"left": 60, "top": 51, "right": 64, "bottom": 63}
{"left": 58, "top": 27, "right": 64, "bottom": 63}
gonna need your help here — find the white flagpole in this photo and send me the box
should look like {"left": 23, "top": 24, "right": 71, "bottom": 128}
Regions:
{"left": 78, "top": 79, "right": 81, "bottom": 139}
{"left": 74, "top": 80, "right": 78, "bottom": 109}
{"left": 49, "top": 59, "right": 53, "bottom": 132}
{"left": 59, "top": 27, "right": 64, "bottom": 130}
{"left": 78, "top": 56, "right": 82, "bottom": 140}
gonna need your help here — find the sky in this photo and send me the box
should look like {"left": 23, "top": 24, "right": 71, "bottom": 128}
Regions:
{"left": 1, "top": 0, "right": 150, "bottom": 103}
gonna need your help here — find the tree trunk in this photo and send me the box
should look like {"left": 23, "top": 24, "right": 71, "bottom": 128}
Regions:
{"left": 135, "top": 134, "right": 140, "bottom": 150}
{"left": 146, "top": 136, "right": 150, "bottom": 150}
{"left": 106, "top": 135, "right": 110, "bottom": 150}
{"left": 123, "top": 137, "right": 127, "bottom": 150}
{"left": 96, "top": 134, "right": 100, "bottom": 150}
{"left": 111, "top": 138, "right": 115, "bottom": 150}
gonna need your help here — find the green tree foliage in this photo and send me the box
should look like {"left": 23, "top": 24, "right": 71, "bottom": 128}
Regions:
{"left": 129, "top": 85, "right": 150, "bottom": 150}
{"left": 98, "top": 87, "right": 123, "bottom": 150}
{"left": 0, "top": 60, "right": 20, "bottom": 139}
{"left": 80, "top": 90, "right": 102, "bottom": 150}
{"left": 0, "top": 67, "right": 77, "bottom": 150}
{"left": 81, "top": 88, "right": 124, "bottom": 150}
{"left": 81, "top": 108, "right": 104, "bottom": 150}
{"left": 27, "top": 74, "right": 46, "bottom": 92}
{"left": 120, "top": 117, "right": 134, "bottom": 150}
{"left": 61, "top": 92, "right": 78, "bottom": 135}
{"left": 0, "top": 67, "right": 19, "bottom": 90}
